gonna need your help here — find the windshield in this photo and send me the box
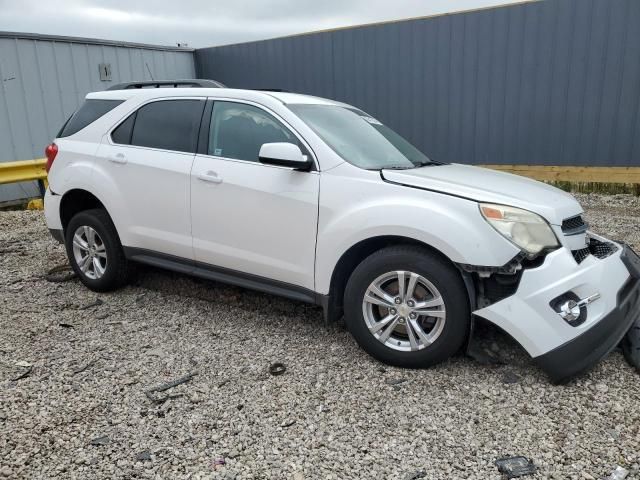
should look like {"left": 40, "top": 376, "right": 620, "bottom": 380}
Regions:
{"left": 288, "top": 104, "right": 434, "bottom": 170}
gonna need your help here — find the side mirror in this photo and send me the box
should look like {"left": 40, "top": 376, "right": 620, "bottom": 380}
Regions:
{"left": 258, "top": 143, "right": 311, "bottom": 171}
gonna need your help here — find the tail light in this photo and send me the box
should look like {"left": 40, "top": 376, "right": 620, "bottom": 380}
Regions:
{"left": 45, "top": 143, "right": 58, "bottom": 173}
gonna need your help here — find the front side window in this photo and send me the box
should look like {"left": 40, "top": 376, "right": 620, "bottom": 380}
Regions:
{"left": 58, "top": 99, "right": 123, "bottom": 138}
{"left": 288, "top": 104, "right": 434, "bottom": 170}
{"left": 113, "top": 99, "right": 204, "bottom": 154}
{"left": 208, "top": 101, "right": 302, "bottom": 162}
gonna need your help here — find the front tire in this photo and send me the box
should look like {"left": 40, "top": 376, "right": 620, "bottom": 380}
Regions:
{"left": 65, "top": 209, "right": 130, "bottom": 292}
{"left": 344, "top": 245, "right": 470, "bottom": 368}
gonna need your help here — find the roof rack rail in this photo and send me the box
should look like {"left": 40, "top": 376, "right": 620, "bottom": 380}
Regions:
{"left": 106, "top": 79, "right": 225, "bottom": 91}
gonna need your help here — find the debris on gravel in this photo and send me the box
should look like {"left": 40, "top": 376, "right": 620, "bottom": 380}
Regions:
{"left": 135, "top": 450, "right": 151, "bottom": 462}
{"left": 268, "top": 362, "right": 286, "bottom": 376}
{"left": 1, "top": 194, "right": 640, "bottom": 479}
{"left": 89, "top": 436, "right": 110, "bottom": 446}
{"left": 495, "top": 456, "right": 537, "bottom": 478}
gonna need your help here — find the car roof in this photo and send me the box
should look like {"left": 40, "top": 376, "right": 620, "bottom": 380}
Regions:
{"left": 86, "top": 88, "right": 344, "bottom": 106}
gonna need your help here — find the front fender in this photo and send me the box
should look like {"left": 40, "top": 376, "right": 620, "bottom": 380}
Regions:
{"left": 315, "top": 167, "right": 520, "bottom": 294}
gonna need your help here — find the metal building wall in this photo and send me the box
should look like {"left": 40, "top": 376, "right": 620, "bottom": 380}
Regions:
{"left": 196, "top": 0, "right": 640, "bottom": 169}
{"left": 0, "top": 32, "right": 195, "bottom": 203}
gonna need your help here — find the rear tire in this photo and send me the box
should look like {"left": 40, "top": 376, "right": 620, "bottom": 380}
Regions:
{"left": 344, "top": 245, "right": 470, "bottom": 368}
{"left": 65, "top": 209, "right": 130, "bottom": 292}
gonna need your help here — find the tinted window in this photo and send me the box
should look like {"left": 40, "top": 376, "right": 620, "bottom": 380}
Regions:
{"left": 209, "top": 101, "right": 302, "bottom": 162}
{"left": 130, "top": 100, "right": 204, "bottom": 153}
{"left": 111, "top": 113, "right": 136, "bottom": 145}
{"left": 58, "top": 100, "right": 123, "bottom": 138}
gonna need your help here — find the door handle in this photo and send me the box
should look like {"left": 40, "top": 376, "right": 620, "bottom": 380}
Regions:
{"left": 108, "top": 153, "right": 127, "bottom": 164}
{"left": 197, "top": 171, "right": 223, "bottom": 184}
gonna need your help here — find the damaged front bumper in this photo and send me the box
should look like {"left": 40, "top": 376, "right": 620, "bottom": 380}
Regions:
{"left": 474, "top": 234, "right": 640, "bottom": 383}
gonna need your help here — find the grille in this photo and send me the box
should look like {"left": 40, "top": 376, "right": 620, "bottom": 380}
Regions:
{"left": 572, "top": 247, "right": 591, "bottom": 264}
{"left": 592, "top": 240, "right": 616, "bottom": 259}
{"left": 572, "top": 238, "right": 618, "bottom": 264}
{"left": 562, "top": 215, "right": 587, "bottom": 234}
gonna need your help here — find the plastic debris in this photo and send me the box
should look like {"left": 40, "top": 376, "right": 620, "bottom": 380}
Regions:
{"left": 73, "top": 360, "right": 96, "bottom": 375}
{"left": 145, "top": 372, "right": 197, "bottom": 404}
{"left": 79, "top": 298, "right": 104, "bottom": 310}
{"left": 404, "top": 470, "right": 426, "bottom": 480}
{"left": 135, "top": 451, "right": 151, "bottom": 462}
{"left": 11, "top": 365, "right": 32, "bottom": 382}
{"left": 495, "top": 456, "right": 536, "bottom": 478}
{"left": 212, "top": 457, "right": 226, "bottom": 470}
{"left": 269, "top": 363, "right": 286, "bottom": 376}
{"left": 502, "top": 370, "right": 522, "bottom": 384}
{"left": 606, "top": 466, "right": 629, "bottom": 480}
{"left": 385, "top": 378, "right": 408, "bottom": 386}
{"left": 90, "top": 436, "right": 110, "bottom": 446}
{"left": 44, "top": 264, "right": 77, "bottom": 283}
{"left": 467, "top": 340, "right": 505, "bottom": 365}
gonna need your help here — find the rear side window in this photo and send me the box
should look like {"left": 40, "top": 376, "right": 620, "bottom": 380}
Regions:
{"left": 58, "top": 99, "right": 123, "bottom": 137}
{"left": 111, "top": 114, "right": 135, "bottom": 145}
{"left": 117, "top": 100, "right": 204, "bottom": 154}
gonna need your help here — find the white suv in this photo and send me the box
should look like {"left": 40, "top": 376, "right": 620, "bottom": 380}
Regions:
{"left": 44, "top": 80, "right": 640, "bottom": 383}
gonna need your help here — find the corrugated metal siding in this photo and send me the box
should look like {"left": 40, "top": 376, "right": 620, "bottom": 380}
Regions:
{"left": 0, "top": 35, "right": 195, "bottom": 202}
{"left": 196, "top": 0, "right": 640, "bottom": 168}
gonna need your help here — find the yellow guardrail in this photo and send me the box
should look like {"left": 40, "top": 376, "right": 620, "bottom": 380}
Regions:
{"left": 0, "top": 158, "right": 47, "bottom": 185}
{"left": 0, "top": 158, "right": 47, "bottom": 209}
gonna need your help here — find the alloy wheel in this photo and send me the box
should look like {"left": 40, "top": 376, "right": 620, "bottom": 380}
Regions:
{"left": 72, "top": 226, "right": 107, "bottom": 280}
{"left": 361, "top": 270, "right": 446, "bottom": 352}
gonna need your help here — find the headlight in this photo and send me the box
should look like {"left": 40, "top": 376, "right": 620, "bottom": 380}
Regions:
{"left": 479, "top": 203, "right": 559, "bottom": 256}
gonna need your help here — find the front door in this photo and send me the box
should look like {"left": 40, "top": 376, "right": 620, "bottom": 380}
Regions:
{"left": 191, "top": 100, "right": 319, "bottom": 290}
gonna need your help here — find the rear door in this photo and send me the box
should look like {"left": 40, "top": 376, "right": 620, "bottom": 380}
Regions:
{"left": 95, "top": 98, "right": 205, "bottom": 259}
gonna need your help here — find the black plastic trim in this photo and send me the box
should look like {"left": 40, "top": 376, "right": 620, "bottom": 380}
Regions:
{"left": 563, "top": 225, "right": 589, "bottom": 236}
{"left": 535, "top": 245, "right": 640, "bottom": 383}
{"left": 380, "top": 172, "right": 477, "bottom": 202}
{"left": 459, "top": 251, "right": 527, "bottom": 275}
{"left": 49, "top": 228, "right": 64, "bottom": 244}
{"left": 258, "top": 156, "right": 312, "bottom": 171}
{"left": 124, "top": 247, "right": 323, "bottom": 306}
{"left": 197, "top": 100, "right": 214, "bottom": 155}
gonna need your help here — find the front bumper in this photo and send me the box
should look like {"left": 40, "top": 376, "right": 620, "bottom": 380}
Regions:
{"left": 475, "top": 237, "right": 640, "bottom": 382}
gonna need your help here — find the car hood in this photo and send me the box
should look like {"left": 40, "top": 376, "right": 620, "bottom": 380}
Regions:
{"left": 381, "top": 164, "right": 582, "bottom": 225}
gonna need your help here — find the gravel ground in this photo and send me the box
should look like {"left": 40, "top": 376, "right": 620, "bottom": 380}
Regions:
{"left": 1, "top": 193, "right": 639, "bottom": 480}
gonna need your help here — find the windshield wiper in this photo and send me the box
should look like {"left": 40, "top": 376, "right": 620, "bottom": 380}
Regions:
{"left": 382, "top": 165, "right": 414, "bottom": 170}
{"left": 412, "top": 160, "right": 436, "bottom": 168}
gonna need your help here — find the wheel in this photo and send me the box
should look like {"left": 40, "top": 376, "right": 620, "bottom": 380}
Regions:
{"left": 344, "top": 245, "right": 470, "bottom": 368}
{"left": 64, "top": 208, "right": 130, "bottom": 292}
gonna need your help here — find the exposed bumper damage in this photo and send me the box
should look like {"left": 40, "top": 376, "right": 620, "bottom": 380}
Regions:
{"left": 469, "top": 234, "right": 640, "bottom": 382}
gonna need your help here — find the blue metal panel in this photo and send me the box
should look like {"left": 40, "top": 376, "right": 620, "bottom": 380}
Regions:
{"left": 196, "top": 0, "right": 640, "bottom": 168}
